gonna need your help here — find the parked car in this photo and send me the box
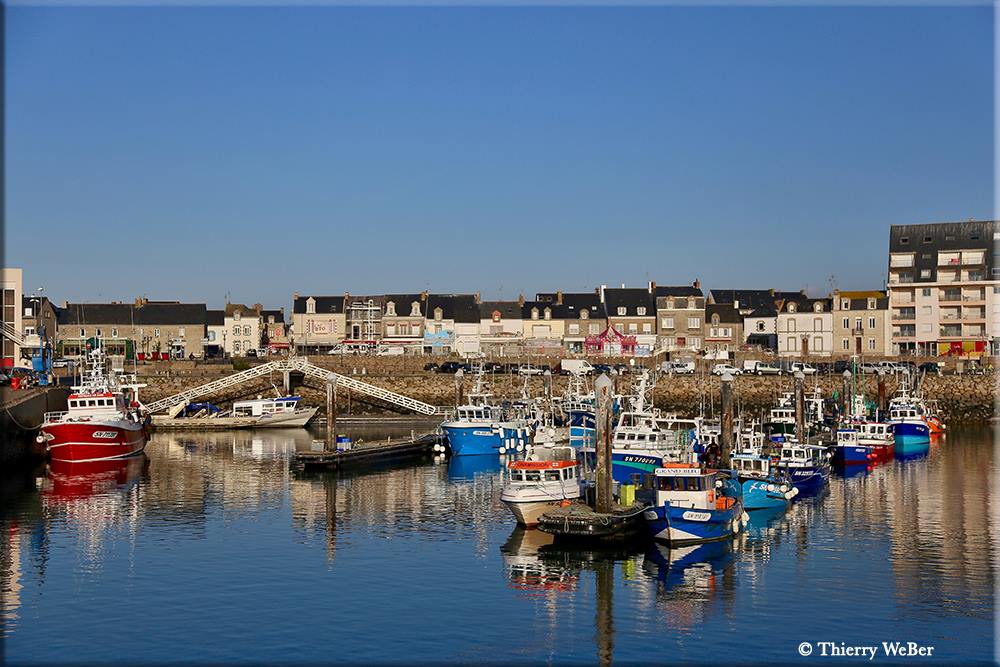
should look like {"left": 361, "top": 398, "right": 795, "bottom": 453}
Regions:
{"left": 661, "top": 361, "right": 695, "bottom": 375}
{"left": 376, "top": 346, "right": 405, "bottom": 356}
{"left": 712, "top": 363, "right": 742, "bottom": 376}
{"left": 591, "top": 363, "right": 612, "bottom": 376}
{"left": 833, "top": 360, "right": 852, "bottom": 374}
{"left": 437, "top": 361, "right": 470, "bottom": 374}
{"left": 877, "top": 361, "right": 902, "bottom": 374}
{"left": 858, "top": 362, "right": 880, "bottom": 374}
{"left": 423, "top": 362, "right": 439, "bottom": 372}
{"left": 790, "top": 362, "right": 817, "bottom": 375}
{"left": 918, "top": 361, "right": 941, "bottom": 375}
{"left": 558, "top": 359, "right": 595, "bottom": 376}
{"left": 245, "top": 349, "right": 258, "bottom": 358}
{"left": 748, "top": 361, "right": 781, "bottom": 376}
{"left": 612, "top": 363, "right": 629, "bottom": 375}
{"left": 482, "top": 362, "right": 503, "bottom": 373}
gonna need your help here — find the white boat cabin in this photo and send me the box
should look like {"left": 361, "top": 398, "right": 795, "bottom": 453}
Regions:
{"left": 778, "top": 444, "right": 828, "bottom": 467}
{"left": 888, "top": 405, "right": 924, "bottom": 423}
{"left": 653, "top": 466, "right": 736, "bottom": 511}
{"left": 67, "top": 392, "right": 128, "bottom": 417}
{"left": 232, "top": 396, "right": 303, "bottom": 418}
{"left": 731, "top": 454, "right": 772, "bottom": 479}
{"left": 836, "top": 429, "right": 860, "bottom": 445}
{"left": 857, "top": 422, "right": 893, "bottom": 442}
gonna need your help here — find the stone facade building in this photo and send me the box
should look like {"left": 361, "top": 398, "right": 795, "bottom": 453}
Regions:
{"left": 831, "top": 290, "right": 890, "bottom": 357}
{"left": 58, "top": 299, "right": 207, "bottom": 360}
{"left": 224, "top": 303, "right": 263, "bottom": 357}
{"left": 654, "top": 282, "right": 705, "bottom": 354}
{"left": 292, "top": 295, "right": 346, "bottom": 354}
{"left": 703, "top": 304, "right": 744, "bottom": 356}
{"left": 776, "top": 297, "right": 833, "bottom": 357}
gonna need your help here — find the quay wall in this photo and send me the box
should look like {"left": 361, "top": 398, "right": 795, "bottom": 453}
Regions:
{"left": 0, "top": 387, "right": 70, "bottom": 464}
{"left": 131, "top": 358, "right": 997, "bottom": 422}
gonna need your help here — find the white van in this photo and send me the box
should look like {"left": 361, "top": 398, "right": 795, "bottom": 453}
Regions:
{"left": 661, "top": 361, "right": 695, "bottom": 375}
{"left": 559, "top": 359, "right": 595, "bottom": 376}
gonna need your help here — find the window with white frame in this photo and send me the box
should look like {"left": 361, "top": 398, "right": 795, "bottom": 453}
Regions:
{"left": 580, "top": 310, "right": 589, "bottom": 320}
{"left": 306, "top": 299, "right": 316, "bottom": 314}
{"left": 544, "top": 308, "right": 551, "bottom": 320}
{"left": 233, "top": 325, "right": 240, "bottom": 334}
{"left": 178, "top": 327, "right": 185, "bottom": 337}
{"left": 868, "top": 317, "right": 876, "bottom": 329}
{"left": 531, "top": 308, "right": 539, "bottom": 320}
{"left": 111, "top": 328, "right": 118, "bottom": 338}
{"left": 868, "top": 338, "right": 876, "bottom": 351}
{"left": 410, "top": 302, "right": 421, "bottom": 316}
{"left": 813, "top": 318, "right": 822, "bottom": 331}
{"left": 617, "top": 307, "right": 626, "bottom": 316}
{"left": 842, "top": 339, "right": 849, "bottom": 350}
{"left": 628, "top": 323, "right": 638, "bottom": 333}
{"left": 841, "top": 300, "right": 849, "bottom": 310}
{"left": 788, "top": 320, "right": 796, "bottom": 333}
{"left": 568, "top": 324, "right": 580, "bottom": 335}
{"left": 813, "top": 337, "right": 823, "bottom": 351}
{"left": 589, "top": 323, "right": 600, "bottom": 334}
{"left": 154, "top": 328, "right": 161, "bottom": 337}
{"left": 234, "top": 341, "right": 240, "bottom": 352}
{"left": 661, "top": 316, "right": 674, "bottom": 329}
{"left": 868, "top": 298, "right": 877, "bottom": 309}
{"left": 637, "top": 307, "right": 646, "bottom": 316}
{"left": 385, "top": 301, "right": 396, "bottom": 316}
{"left": 842, "top": 317, "right": 849, "bottom": 329}
{"left": 788, "top": 336, "right": 798, "bottom": 351}
{"left": 243, "top": 326, "right": 251, "bottom": 336}
{"left": 688, "top": 336, "right": 700, "bottom": 348}
{"left": 687, "top": 317, "right": 700, "bottom": 329}
{"left": 95, "top": 328, "right": 102, "bottom": 337}
{"left": 642, "top": 323, "right": 652, "bottom": 333}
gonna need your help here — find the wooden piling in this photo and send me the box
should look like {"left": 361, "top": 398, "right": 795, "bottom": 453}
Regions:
{"left": 720, "top": 372, "right": 733, "bottom": 467}
{"left": 595, "top": 373, "right": 614, "bottom": 514}
{"left": 794, "top": 370, "right": 806, "bottom": 443}
{"left": 842, "top": 370, "right": 852, "bottom": 417}
{"left": 325, "top": 373, "right": 336, "bottom": 452}
{"left": 877, "top": 369, "right": 887, "bottom": 416}
{"left": 455, "top": 368, "right": 465, "bottom": 407}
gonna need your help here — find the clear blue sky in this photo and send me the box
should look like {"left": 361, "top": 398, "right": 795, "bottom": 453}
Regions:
{"left": 6, "top": 4, "right": 994, "bottom": 309}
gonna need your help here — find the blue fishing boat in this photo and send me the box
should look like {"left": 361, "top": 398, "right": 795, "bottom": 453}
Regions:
{"left": 774, "top": 442, "right": 830, "bottom": 495}
{"left": 830, "top": 428, "right": 874, "bottom": 467}
{"left": 440, "top": 372, "right": 533, "bottom": 456}
{"left": 888, "top": 404, "right": 930, "bottom": 454}
{"left": 643, "top": 464, "right": 747, "bottom": 546}
{"left": 731, "top": 451, "right": 798, "bottom": 510}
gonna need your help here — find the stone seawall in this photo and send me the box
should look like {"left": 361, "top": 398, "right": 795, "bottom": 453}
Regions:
{"left": 134, "top": 360, "right": 997, "bottom": 422}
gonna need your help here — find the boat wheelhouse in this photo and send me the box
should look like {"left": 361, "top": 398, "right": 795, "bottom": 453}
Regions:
{"left": 440, "top": 371, "right": 533, "bottom": 456}
{"left": 731, "top": 452, "right": 797, "bottom": 510}
{"left": 831, "top": 428, "right": 875, "bottom": 467}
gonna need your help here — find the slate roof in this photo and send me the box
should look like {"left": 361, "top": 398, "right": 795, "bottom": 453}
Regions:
{"left": 706, "top": 304, "right": 743, "bottom": 325}
{"left": 480, "top": 301, "right": 522, "bottom": 319}
{"left": 710, "top": 289, "right": 805, "bottom": 310}
{"left": 58, "top": 302, "right": 208, "bottom": 326}
{"left": 261, "top": 309, "right": 285, "bottom": 323}
{"left": 383, "top": 294, "right": 425, "bottom": 317}
{"left": 777, "top": 297, "right": 832, "bottom": 314}
{"left": 653, "top": 285, "right": 703, "bottom": 297}
{"left": 602, "top": 288, "right": 655, "bottom": 317}
{"left": 746, "top": 303, "right": 778, "bottom": 318}
{"left": 427, "top": 294, "right": 480, "bottom": 323}
{"left": 556, "top": 293, "right": 603, "bottom": 320}
{"left": 292, "top": 295, "right": 344, "bottom": 314}
{"left": 206, "top": 309, "right": 225, "bottom": 326}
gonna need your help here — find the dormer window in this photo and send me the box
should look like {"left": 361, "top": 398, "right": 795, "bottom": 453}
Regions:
{"left": 410, "top": 301, "right": 421, "bottom": 317}
{"left": 867, "top": 298, "right": 876, "bottom": 309}
{"left": 788, "top": 303, "right": 796, "bottom": 313}
{"left": 712, "top": 314, "right": 720, "bottom": 326}
{"left": 580, "top": 310, "right": 589, "bottom": 320}
{"left": 234, "top": 310, "right": 241, "bottom": 320}
{"left": 665, "top": 300, "right": 673, "bottom": 309}
{"left": 434, "top": 307, "right": 443, "bottom": 321}
{"left": 492, "top": 310, "right": 501, "bottom": 323}
{"left": 531, "top": 308, "right": 539, "bottom": 320}
{"left": 813, "top": 302, "right": 824, "bottom": 313}
{"left": 841, "top": 300, "right": 849, "bottom": 310}
{"left": 637, "top": 307, "right": 646, "bottom": 316}
{"left": 306, "top": 298, "right": 316, "bottom": 315}
{"left": 543, "top": 308, "right": 551, "bottom": 320}
{"left": 268, "top": 315, "right": 275, "bottom": 324}
{"left": 617, "top": 307, "right": 626, "bottom": 316}
{"left": 385, "top": 301, "right": 396, "bottom": 317}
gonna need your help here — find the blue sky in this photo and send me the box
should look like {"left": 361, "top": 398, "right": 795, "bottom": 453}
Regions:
{"left": 6, "top": 4, "right": 994, "bottom": 309}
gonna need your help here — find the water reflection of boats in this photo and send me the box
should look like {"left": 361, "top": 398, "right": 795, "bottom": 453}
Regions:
{"left": 642, "top": 541, "right": 734, "bottom": 592}
{"left": 500, "top": 527, "right": 578, "bottom": 592}
{"left": 447, "top": 455, "right": 504, "bottom": 481}
{"left": 42, "top": 455, "right": 149, "bottom": 500}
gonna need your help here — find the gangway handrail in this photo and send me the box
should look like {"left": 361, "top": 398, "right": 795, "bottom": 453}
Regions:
{"left": 144, "top": 359, "right": 439, "bottom": 416}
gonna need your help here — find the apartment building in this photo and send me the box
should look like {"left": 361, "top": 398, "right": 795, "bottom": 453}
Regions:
{"left": 654, "top": 281, "right": 705, "bottom": 353}
{"left": 1, "top": 268, "right": 22, "bottom": 367}
{"left": 292, "top": 294, "right": 346, "bottom": 354}
{"left": 887, "top": 220, "right": 998, "bottom": 357}
{"left": 776, "top": 297, "right": 833, "bottom": 357}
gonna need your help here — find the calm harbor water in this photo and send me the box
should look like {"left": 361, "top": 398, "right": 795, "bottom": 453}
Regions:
{"left": 1, "top": 425, "right": 995, "bottom": 665}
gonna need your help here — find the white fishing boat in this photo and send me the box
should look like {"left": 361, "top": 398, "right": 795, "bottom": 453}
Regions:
{"left": 230, "top": 395, "right": 318, "bottom": 428}
{"left": 501, "top": 445, "right": 583, "bottom": 527}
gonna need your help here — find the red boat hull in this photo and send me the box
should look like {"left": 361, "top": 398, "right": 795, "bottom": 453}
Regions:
{"left": 43, "top": 421, "right": 148, "bottom": 463}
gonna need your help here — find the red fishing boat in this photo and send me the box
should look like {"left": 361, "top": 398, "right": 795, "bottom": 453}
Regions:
{"left": 37, "top": 347, "right": 150, "bottom": 463}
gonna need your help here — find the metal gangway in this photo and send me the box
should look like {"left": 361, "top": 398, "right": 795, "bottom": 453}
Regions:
{"left": 144, "top": 358, "right": 441, "bottom": 416}
{"left": 1, "top": 321, "right": 25, "bottom": 346}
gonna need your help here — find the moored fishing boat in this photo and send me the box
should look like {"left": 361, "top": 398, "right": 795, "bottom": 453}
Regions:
{"left": 887, "top": 403, "right": 930, "bottom": 455}
{"left": 501, "top": 446, "right": 583, "bottom": 527}
{"left": 830, "top": 428, "right": 875, "bottom": 467}
{"left": 774, "top": 442, "right": 830, "bottom": 495}
{"left": 441, "top": 370, "right": 533, "bottom": 456}
{"left": 230, "top": 395, "right": 319, "bottom": 427}
{"left": 731, "top": 451, "right": 798, "bottom": 510}
{"left": 854, "top": 421, "right": 895, "bottom": 462}
{"left": 38, "top": 348, "right": 150, "bottom": 463}
{"left": 643, "top": 464, "right": 747, "bottom": 546}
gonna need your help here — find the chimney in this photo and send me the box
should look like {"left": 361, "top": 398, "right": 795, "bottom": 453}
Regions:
{"left": 734, "top": 299, "right": 740, "bottom": 310}
{"left": 421, "top": 290, "right": 428, "bottom": 301}
{"left": 768, "top": 288, "right": 775, "bottom": 297}
{"left": 556, "top": 290, "right": 563, "bottom": 305}
{"left": 517, "top": 293, "right": 525, "bottom": 307}
{"left": 693, "top": 279, "right": 701, "bottom": 290}
{"left": 600, "top": 284, "right": 607, "bottom": 303}
{"left": 648, "top": 281, "right": 656, "bottom": 294}
{"left": 253, "top": 303, "right": 263, "bottom": 313}
{"left": 474, "top": 291, "right": 481, "bottom": 304}
{"left": 134, "top": 297, "right": 143, "bottom": 307}
{"left": 293, "top": 292, "right": 299, "bottom": 301}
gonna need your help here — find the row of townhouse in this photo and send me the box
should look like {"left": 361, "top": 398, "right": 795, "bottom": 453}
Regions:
{"left": 54, "top": 299, "right": 288, "bottom": 360}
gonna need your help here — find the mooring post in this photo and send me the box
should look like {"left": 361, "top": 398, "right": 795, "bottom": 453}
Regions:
{"left": 720, "top": 371, "right": 734, "bottom": 467}
{"left": 794, "top": 370, "right": 806, "bottom": 443}
{"left": 543, "top": 369, "right": 552, "bottom": 423}
{"left": 325, "top": 373, "right": 336, "bottom": 452}
{"left": 455, "top": 368, "right": 465, "bottom": 408}
{"left": 283, "top": 370, "right": 291, "bottom": 395}
{"left": 877, "top": 369, "right": 887, "bottom": 418}
{"left": 594, "top": 373, "right": 614, "bottom": 513}
{"left": 842, "top": 370, "right": 852, "bottom": 419}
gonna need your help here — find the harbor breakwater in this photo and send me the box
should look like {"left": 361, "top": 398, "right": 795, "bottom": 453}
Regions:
{"left": 131, "top": 359, "right": 997, "bottom": 422}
